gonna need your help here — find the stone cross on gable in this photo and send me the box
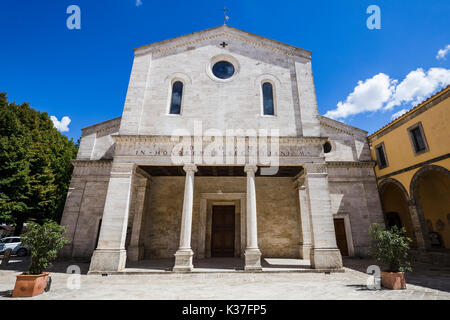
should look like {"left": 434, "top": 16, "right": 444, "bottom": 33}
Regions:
{"left": 222, "top": 6, "right": 229, "bottom": 25}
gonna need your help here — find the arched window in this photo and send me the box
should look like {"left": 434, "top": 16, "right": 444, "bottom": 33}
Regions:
{"left": 262, "top": 82, "right": 275, "bottom": 115}
{"left": 169, "top": 81, "right": 183, "bottom": 114}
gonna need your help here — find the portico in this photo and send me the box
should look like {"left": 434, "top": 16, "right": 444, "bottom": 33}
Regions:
{"left": 88, "top": 152, "right": 343, "bottom": 273}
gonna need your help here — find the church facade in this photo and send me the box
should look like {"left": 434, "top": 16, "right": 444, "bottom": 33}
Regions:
{"left": 60, "top": 25, "right": 384, "bottom": 272}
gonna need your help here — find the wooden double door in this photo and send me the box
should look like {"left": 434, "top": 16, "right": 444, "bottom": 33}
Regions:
{"left": 211, "top": 206, "right": 235, "bottom": 257}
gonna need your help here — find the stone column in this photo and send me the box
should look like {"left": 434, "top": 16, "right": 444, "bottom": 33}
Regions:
{"left": 89, "top": 163, "right": 135, "bottom": 273}
{"left": 244, "top": 164, "right": 262, "bottom": 271}
{"left": 408, "top": 200, "right": 430, "bottom": 250}
{"left": 128, "top": 169, "right": 151, "bottom": 262}
{"left": 304, "top": 163, "right": 343, "bottom": 269}
{"left": 173, "top": 164, "right": 198, "bottom": 272}
{"left": 293, "top": 175, "right": 312, "bottom": 260}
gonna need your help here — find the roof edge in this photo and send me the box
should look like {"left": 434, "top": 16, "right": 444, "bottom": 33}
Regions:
{"left": 133, "top": 25, "right": 312, "bottom": 58}
{"left": 368, "top": 85, "right": 450, "bottom": 140}
{"left": 319, "top": 115, "right": 368, "bottom": 135}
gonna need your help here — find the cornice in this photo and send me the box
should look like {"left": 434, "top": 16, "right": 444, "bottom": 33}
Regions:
{"left": 81, "top": 117, "right": 122, "bottom": 137}
{"left": 319, "top": 115, "right": 368, "bottom": 137}
{"left": 112, "top": 135, "right": 328, "bottom": 145}
{"left": 71, "top": 160, "right": 113, "bottom": 167}
{"left": 134, "top": 26, "right": 311, "bottom": 59}
{"left": 326, "top": 161, "right": 376, "bottom": 168}
{"left": 368, "top": 85, "right": 449, "bottom": 141}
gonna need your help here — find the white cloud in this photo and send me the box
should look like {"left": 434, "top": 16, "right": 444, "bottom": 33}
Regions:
{"left": 391, "top": 108, "right": 408, "bottom": 120}
{"left": 325, "top": 67, "right": 450, "bottom": 120}
{"left": 436, "top": 44, "right": 450, "bottom": 60}
{"left": 384, "top": 68, "right": 450, "bottom": 110}
{"left": 324, "top": 73, "right": 395, "bottom": 119}
{"left": 136, "top": 0, "right": 143, "bottom": 6}
{"left": 50, "top": 116, "right": 71, "bottom": 132}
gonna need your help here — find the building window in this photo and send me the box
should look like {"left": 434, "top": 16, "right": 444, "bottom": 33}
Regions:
{"left": 375, "top": 142, "right": 388, "bottom": 169}
{"left": 212, "top": 61, "right": 235, "bottom": 79}
{"left": 323, "top": 141, "right": 332, "bottom": 153}
{"left": 408, "top": 122, "right": 429, "bottom": 155}
{"left": 169, "top": 81, "right": 183, "bottom": 115}
{"left": 262, "top": 82, "right": 275, "bottom": 116}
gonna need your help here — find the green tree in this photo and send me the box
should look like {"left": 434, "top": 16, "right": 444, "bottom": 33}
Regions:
{"left": 20, "top": 221, "right": 68, "bottom": 274}
{"left": 0, "top": 93, "right": 78, "bottom": 234}
{"left": 369, "top": 223, "right": 412, "bottom": 273}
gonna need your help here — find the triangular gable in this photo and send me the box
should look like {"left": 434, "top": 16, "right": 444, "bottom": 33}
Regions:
{"left": 134, "top": 25, "right": 311, "bottom": 59}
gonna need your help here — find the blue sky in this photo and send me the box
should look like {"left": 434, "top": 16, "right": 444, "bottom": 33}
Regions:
{"left": 0, "top": 0, "right": 449, "bottom": 140}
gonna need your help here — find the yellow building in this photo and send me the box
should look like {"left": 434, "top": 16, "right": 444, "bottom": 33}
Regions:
{"left": 368, "top": 85, "right": 450, "bottom": 251}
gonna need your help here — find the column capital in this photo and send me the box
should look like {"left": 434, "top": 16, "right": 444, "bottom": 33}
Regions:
{"left": 244, "top": 164, "right": 258, "bottom": 174}
{"left": 183, "top": 163, "right": 198, "bottom": 173}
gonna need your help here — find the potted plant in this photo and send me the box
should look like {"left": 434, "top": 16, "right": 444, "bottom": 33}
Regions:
{"left": 369, "top": 223, "right": 412, "bottom": 290}
{"left": 12, "top": 221, "right": 68, "bottom": 297}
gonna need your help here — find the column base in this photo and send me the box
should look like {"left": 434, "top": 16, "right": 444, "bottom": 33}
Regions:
{"left": 89, "top": 249, "right": 127, "bottom": 273}
{"left": 300, "top": 244, "right": 312, "bottom": 260}
{"left": 310, "top": 248, "right": 343, "bottom": 269}
{"left": 173, "top": 249, "right": 194, "bottom": 272}
{"left": 127, "top": 244, "right": 145, "bottom": 262}
{"left": 244, "top": 248, "right": 262, "bottom": 271}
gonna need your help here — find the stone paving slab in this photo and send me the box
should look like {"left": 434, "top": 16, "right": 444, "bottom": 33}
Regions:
{"left": 0, "top": 257, "right": 449, "bottom": 300}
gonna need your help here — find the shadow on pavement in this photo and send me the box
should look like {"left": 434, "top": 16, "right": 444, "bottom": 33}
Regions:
{"left": 0, "top": 255, "right": 90, "bottom": 275}
{"left": 343, "top": 257, "right": 450, "bottom": 293}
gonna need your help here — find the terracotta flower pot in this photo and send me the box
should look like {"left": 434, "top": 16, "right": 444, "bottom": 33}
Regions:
{"left": 12, "top": 272, "right": 50, "bottom": 297}
{"left": 381, "top": 271, "right": 406, "bottom": 290}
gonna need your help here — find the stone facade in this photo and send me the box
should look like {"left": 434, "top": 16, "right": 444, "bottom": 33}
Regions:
{"left": 60, "top": 25, "right": 384, "bottom": 272}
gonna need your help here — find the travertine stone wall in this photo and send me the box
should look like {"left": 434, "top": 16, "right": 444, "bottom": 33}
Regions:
{"left": 319, "top": 116, "right": 371, "bottom": 162}
{"left": 60, "top": 161, "right": 112, "bottom": 259}
{"left": 141, "top": 176, "right": 301, "bottom": 259}
{"left": 327, "top": 165, "right": 384, "bottom": 256}
{"left": 71, "top": 181, "right": 108, "bottom": 259}
{"left": 119, "top": 26, "right": 317, "bottom": 137}
{"left": 77, "top": 117, "right": 121, "bottom": 161}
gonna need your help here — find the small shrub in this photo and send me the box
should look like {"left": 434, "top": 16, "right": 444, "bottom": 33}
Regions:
{"left": 20, "top": 221, "right": 68, "bottom": 275}
{"left": 369, "top": 223, "right": 412, "bottom": 273}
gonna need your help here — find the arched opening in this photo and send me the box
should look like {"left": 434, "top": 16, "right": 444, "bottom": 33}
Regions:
{"left": 411, "top": 166, "right": 450, "bottom": 249}
{"left": 385, "top": 212, "right": 403, "bottom": 229}
{"left": 380, "top": 180, "right": 417, "bottom": 247}
{"left": 262, "top": 82, "right": 275, "bottom": 116}
{"left": 169, "top": 81, "right": 183, "bottom": 114}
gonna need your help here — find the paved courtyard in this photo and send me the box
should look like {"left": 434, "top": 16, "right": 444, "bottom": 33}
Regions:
{"left": 0, "top": 257, "right": 449, "bottom": 300}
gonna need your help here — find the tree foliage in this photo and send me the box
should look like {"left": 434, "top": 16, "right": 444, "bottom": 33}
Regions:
{"left": 369, "top": 223, "right": 412, "bottom": 273}
{"left": 0, "top": 93, "right": 78, "bottom": 232}
{"left": 20, "top": 221, "right": 68, "bottom": 274}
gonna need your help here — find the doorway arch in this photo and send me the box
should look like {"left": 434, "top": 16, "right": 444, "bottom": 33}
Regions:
{"left": 410, "top": 165, "right": 450, "bottom": 249}
{"left": 379, "top": 178, "right": 417, "bottom": 247}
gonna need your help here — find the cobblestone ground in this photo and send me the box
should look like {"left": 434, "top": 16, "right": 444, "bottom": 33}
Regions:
{"left": 0, "top": 257, "right": 449, "bottom": 300}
